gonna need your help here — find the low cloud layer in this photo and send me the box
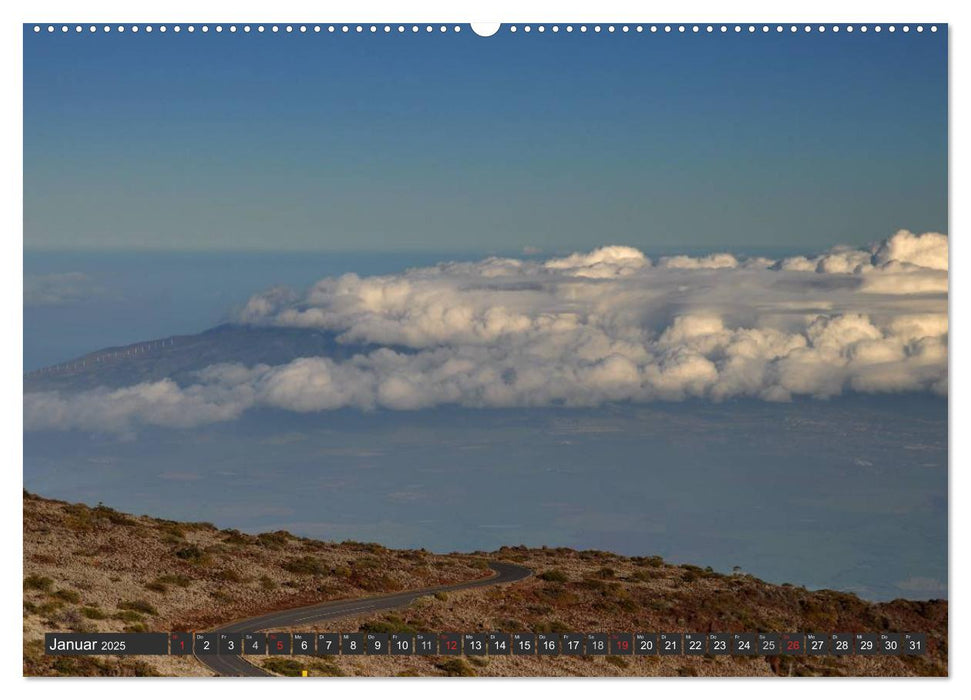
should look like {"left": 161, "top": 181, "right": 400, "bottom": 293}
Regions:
{"left": 25, "top": 230, "right": 948, "bottom": 433}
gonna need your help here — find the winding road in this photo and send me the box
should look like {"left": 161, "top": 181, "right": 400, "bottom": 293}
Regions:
{"left": 195, "top": 560, "right": 532, "bottom": 676}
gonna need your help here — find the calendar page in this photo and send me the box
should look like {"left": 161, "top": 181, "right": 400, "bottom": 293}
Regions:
{"left": 21, "top": 13, "right": 948, "bottom": 681}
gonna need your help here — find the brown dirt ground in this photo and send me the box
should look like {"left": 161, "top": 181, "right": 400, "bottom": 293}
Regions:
{"left": 24, "top": 493, "right": 947, "bottom": 677}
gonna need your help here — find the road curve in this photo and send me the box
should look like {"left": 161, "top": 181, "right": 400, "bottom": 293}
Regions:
{"left": 196, "top": 560, "right": 531, "bottom": 677}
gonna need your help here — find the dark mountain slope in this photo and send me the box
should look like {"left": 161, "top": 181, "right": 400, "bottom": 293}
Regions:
{"left": 24, "top": 324, "right": 392, "bottom": 393}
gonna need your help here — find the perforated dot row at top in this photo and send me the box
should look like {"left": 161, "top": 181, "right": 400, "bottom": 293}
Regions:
{"left": 31, "top": 23, "right": 941, "bottom": 35}
{"left": 506, "top": 24, "right": 938, "bottom": 34}
{"left": 32, "top": 24, "right": 466, "bottom": 34}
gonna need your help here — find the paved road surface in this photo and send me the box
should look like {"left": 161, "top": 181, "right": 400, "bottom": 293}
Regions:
{"left": 195, "top": 560, "right": 531, "bottom": 676}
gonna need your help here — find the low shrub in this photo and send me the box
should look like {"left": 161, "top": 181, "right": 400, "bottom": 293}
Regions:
{"left": 539, "top": 569, "right": 568, "bottom": 583}
{"left": 52, "top": 589, "right": 81, "bottom": 604}
{"left": 93, "top": 504, "right": 136, "bottom": 526}
{"left": 24, "top": 575, "right": 54, "bottom": 592}
{"left": 174, "top": 544, "right": 205, "bottom": 562}
{"left": 281, "top": 556, "right": 326, "bottom": 576}
{"left": 81, "top": 606, "right": 107, "bottom": 620}
{"left": 156, "top": 574, "right": 192, "bottom": 587}
{"left": 436, "top": 658, "right": 476, "bottom": 677}
{"left": 223, "top": 530, "right": 255, "bottom": 545}
{"left": 360, "top": 615, "right": 417, "bottom": 634}
{"left": 113, "top": 610, "right": 143, "bottom": 623}
{"left": 257, "top": 531, "right": 291, "bottom": 549}
{"left": 215, "top": 569, "right": 243, "bottom": 583}
{"left": 262, "top": 658, "right": 303, "bottom": 676}
{"left": 118, "top": 600, "right": 158, "bottom": 615}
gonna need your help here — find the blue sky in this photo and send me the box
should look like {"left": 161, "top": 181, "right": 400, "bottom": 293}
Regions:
{"left": 24, "top": 26, "right": 947, "bottom": 252}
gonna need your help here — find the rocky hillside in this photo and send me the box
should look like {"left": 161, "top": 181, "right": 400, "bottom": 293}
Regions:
{"left": 24, "top": 492, "right": 946, "bottom": 677}
{"left": 23, "top": 491, "right": 488, "bottom": 676}
{"left": 304, "top": 547, "right": 946, "bottom": 677}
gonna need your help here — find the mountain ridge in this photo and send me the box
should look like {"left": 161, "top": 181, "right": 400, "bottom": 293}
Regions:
{"left": 23, "top": 324, "right": 398, "bottom": 393}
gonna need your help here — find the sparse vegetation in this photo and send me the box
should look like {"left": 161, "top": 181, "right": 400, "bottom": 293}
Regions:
{"left": 23, "top": 492, "right": 947, "bottom": 678}
{"left": 215, "top": 568, "right": 243, "bottom": 583}
{"left": 436, "top": 658, "right": 476, "bottom": 677}
{"left": 92, "top": 504, "right": 136, "bottom": 527}
{"left": 223, "top": 529, "right": 255, "bottom": 545}
{"left": 539, "top": 569, "right": 569, "bottom": 583}
{"left": 360, "top": 614, "right": 418, "bottom": 634}
{"left": 173, "top": 544, "right": 206, "bottom": 562}
{"left": 261, "top": 658, "right": 304, "bottom": 676}
{"left": 262, "top": 657, "right": 345, "bottom": 677}
{"left": 257, "top": 531, "right": 291, "bottom": 549}
{"left": 605, "top": 656, "right": 629, "bottom": 669}
{"left": 118, "top": 600, "right": 158, "bottom": 616}
{"left": 81, "top": 606, "right": 107, "bottom": 620}
{"left": 157, "top": 522, "right": 185, "bottom": 543}
{"left": 51, "top": 589, "right": 81, "bottom": 604}
{"left": 112, "top": 610, "right": 143, "bottom": 623}
{"left": 24, "top": 575, "right": 53, "bottom": 592}
{"left": 281, "top": 556, "right": 326, "bottom": 576}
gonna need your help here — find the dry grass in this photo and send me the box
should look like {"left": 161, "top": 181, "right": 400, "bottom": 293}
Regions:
{"left": 290, "top": 546, "right": 947, "bottom": 677}
{"left": 24, "top": 493, "right": 947, "bottom": 677}
{"left": 23, "top": 491, "right": 487, "bottom": 676}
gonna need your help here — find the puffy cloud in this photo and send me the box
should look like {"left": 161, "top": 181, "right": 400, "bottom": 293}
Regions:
{"left": 873, "top": 230, "right": 948, "bottom": 271}
{"left": 658, "top": 253, "right": 740, "bottom": 270}
{"left": 24, "top": 379, "right": 254, "bottom": 434}
{"left": 774, "top": 230, "right": 948, "bottom": 276}
{"left": 24, "top": 231, "right": 948, "bottom": 433}
{"left": 543, "top": 245, "right": 649, "bottom": 277}
{"left": 236, "top": 286, "right": 299, "bottom": 324}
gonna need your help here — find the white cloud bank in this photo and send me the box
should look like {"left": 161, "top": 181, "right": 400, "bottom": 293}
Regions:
{"left": 25, "top": 230, "right": 948, "bottom": 433}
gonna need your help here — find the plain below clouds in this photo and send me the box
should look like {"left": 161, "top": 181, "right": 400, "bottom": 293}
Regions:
{"left": 24, "top": 230, "right": 948, "bottom": 434}
{"left": 23, "top": 272, "right": 104, "bottom": 306}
